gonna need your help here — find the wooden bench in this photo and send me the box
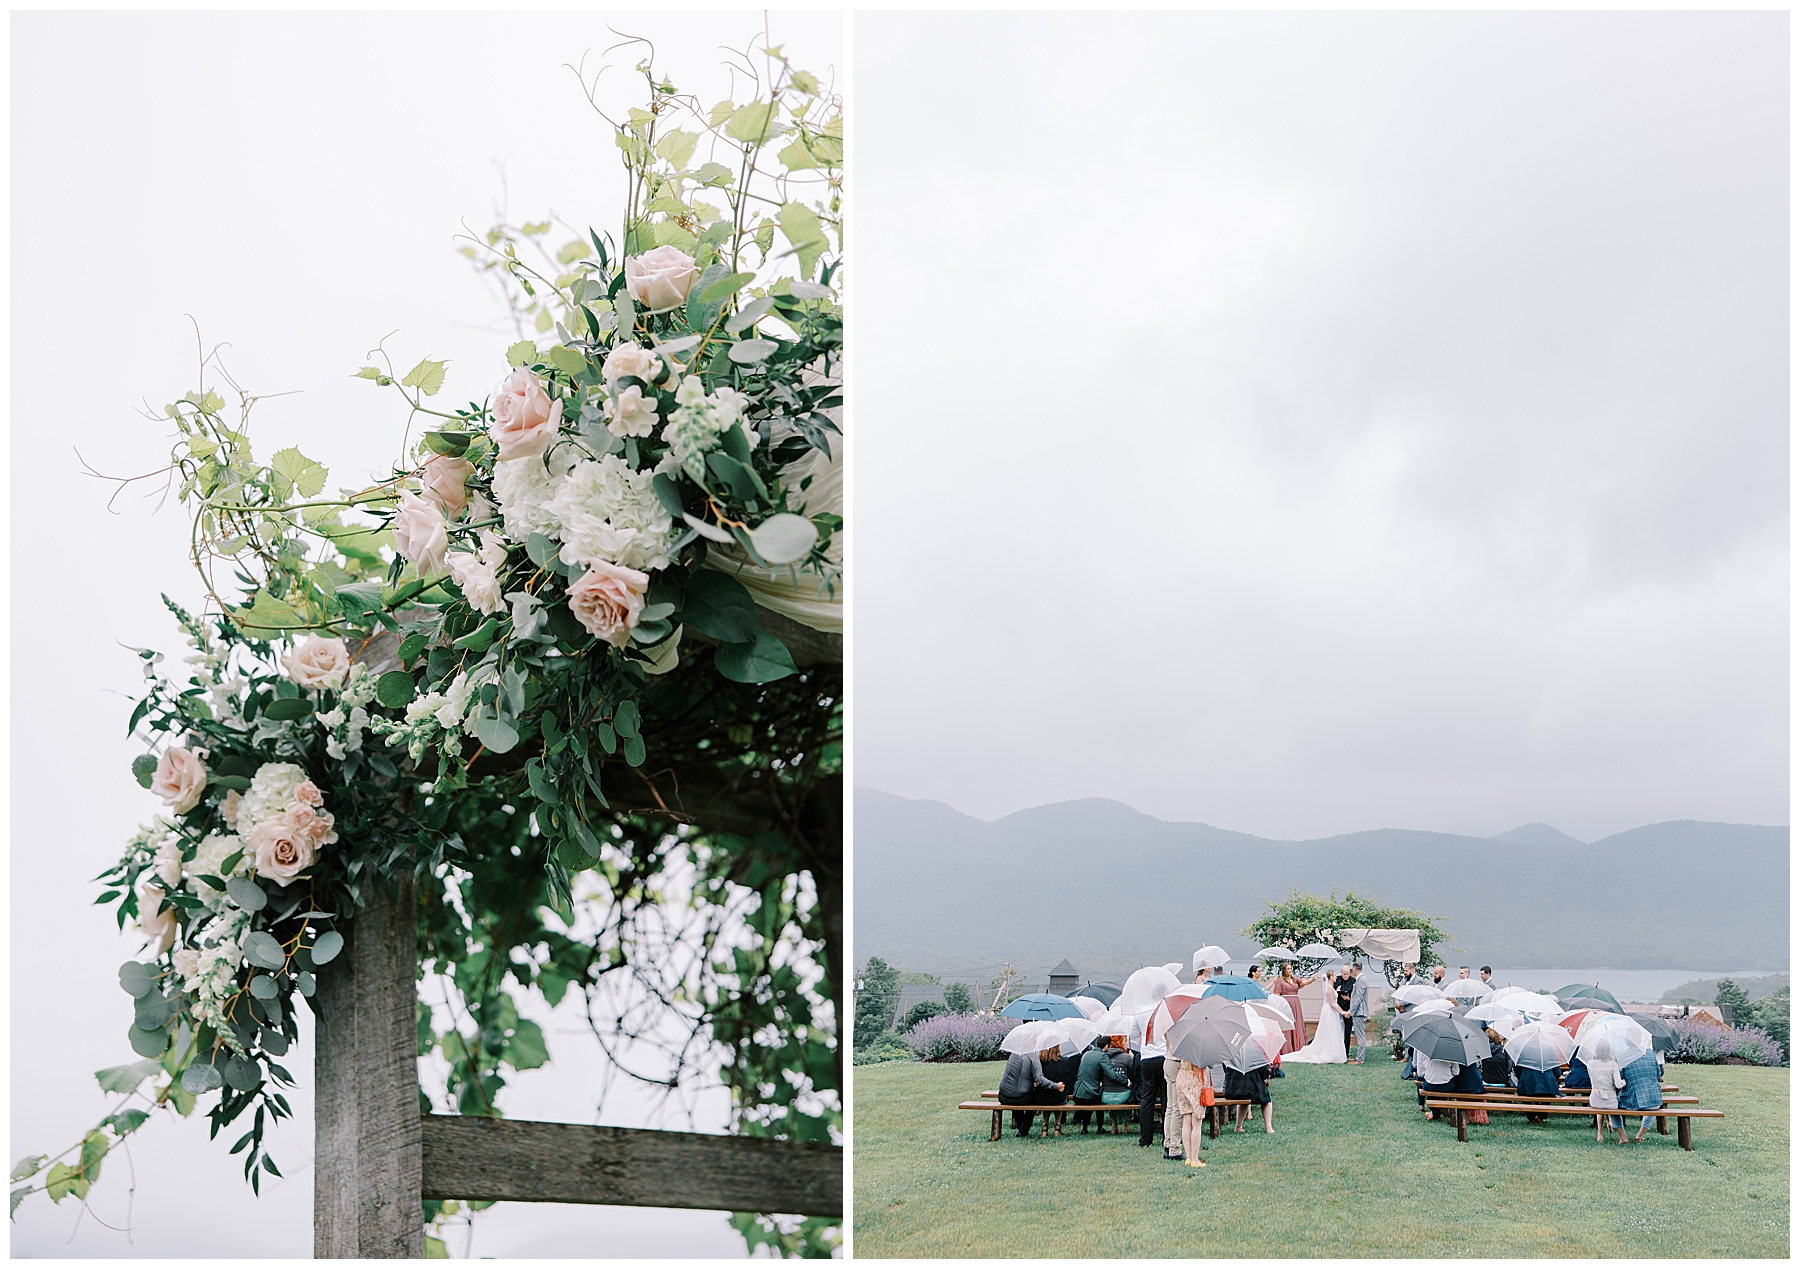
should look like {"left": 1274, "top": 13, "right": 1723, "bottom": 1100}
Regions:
{"left": 959, "top": 1098, "right": 1253, "bottom": 1141}
{"left": 1422, "top": 1099, "right": 1723, "bottom": 1149}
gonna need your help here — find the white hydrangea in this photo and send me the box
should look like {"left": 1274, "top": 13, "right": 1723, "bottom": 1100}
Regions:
{"left": 236, "top": 762, "right": 309, "bottom": 835}
{"left": 661, "top": 377, "right": 750, "bottom": 483}
{"left": 185, "top": 832, "right": 250, "bottom": 908}
{"left": 492, "top": 447, "right": 579, "bottom": 545}
{"left": 547, "top": 455, "right": 678, "bottom": 572}
{"left": 449, "top": 532, "right": 509, "bottom": 616}
{"left": 339, "top": 661, "right": 378, "bottom": 710}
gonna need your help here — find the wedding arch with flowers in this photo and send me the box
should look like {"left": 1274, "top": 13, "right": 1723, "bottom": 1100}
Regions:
{"left": 13, "top": 43, "right": 842, "bottom": 1258}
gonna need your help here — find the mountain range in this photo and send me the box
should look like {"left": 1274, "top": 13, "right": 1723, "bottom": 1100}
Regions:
{"left": 854, "top": 789, "right": 1788, "bottom": 980}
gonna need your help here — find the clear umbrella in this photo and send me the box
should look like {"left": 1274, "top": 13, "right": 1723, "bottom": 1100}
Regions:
{"left": 1000, "top": 1021, "right": 1056, "bottom": 1055}
{"left": 1163, "top": 962, "right": 1186, "bottom": 978}
{"left": 1442, "top": 979, "right": 1493, "bottom": 1002}
{"left": 1091, "top": 1009, "right": 1133, "bottom": 1039}
{"left": 1245, "top": 995, "right": 1295, "bottom": 1028}
{"left": 1575, "top": 1013, "right": 1652, "bottom": 1066}
{"left": 1116, "top": 966, "right": 1182, "bottom": 1019}
{"left": 1394, "top": 983, "right": 1446, "bottom": 1005}
{"left": 1241, "top": 1008, "right": 1288, "bottom": 1062}
{"left": 1295, "top": 942, "right": 1341, "bottom": 960}
{"left": 1068, "top": 995, "right": 1107, "bottom": 1020}
{"left": 1224, "top": 1030, "right": 1273, "bottom": 1074}
{"left": 1505, "top": 1020, "right": 1576, "bottom": 1070}
{"left": 1051, "top": 1017, "right": 1103, "bottom": 1054}
{"left": 1464, "top": 1000, "right": 1526, "bottom": 1025}
{"left": 1192, "top": 945, "right": 1232, "bottom": 970}
{"left": 1254, "top": 945, "right": 1298, "bottom": 962}
{"left": 1409, "top": 997, "right": 1455, "bottom": 1016}
{"left": 1499, "top": 991, "right": 1564, "bottom": 1017}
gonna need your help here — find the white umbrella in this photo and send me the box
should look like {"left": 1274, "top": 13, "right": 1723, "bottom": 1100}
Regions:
{"left": 1410, "top": 997, "right": 1455, "bottom": 1016}
{"left": 1162, "top": 962, "right": 1186, "bottom": 979}
{"left": 1394, "top": 983, "right": 1446, "bottom": 1005}
{"left": 1000, "top": 1021, "right": 1056, "bottom": 1055}
{"left": 1442, "top": 979, "right": 1493, "bottom": 1002}
{"left": 1487, "top": 1014, "right": 1524, "bottom": 1038}
{"left": 1051, "top": 1017, "right": 1103, "bottom": 1053}
{"left": 1068, "top": 994, "right": 1106, "bottom": 1020}
{"left": 1192, "top": 945, "right": 1231, "bottom": 970}
{"left": 1464, "top": 1000, "right": 1526, "bottom": 1025}
{"left": 1091, "top": 1009, "right": 1133, "bottom": 1038}
{"left": 1117, "top": 966, "right": 1182, "bottom": 1018}
{"left": 1246, "top": 995, "right": 1295, "bottom": 1028}
{"left": 1242, "top": 1008, "right": 1287, "bottom": 1062}
{"left": 1575, "top": 1013, "right": 1652, "bottom": 1066}
{"left": 1490, "top": 984, "right": 1534, "bottom": 1000}
{"left": 1502, "top": 991, "right": 1564, "bottom": 1017}
{"left": 1295, "top": 942, "right": 1341, "bottom": 960}
{"left": 1506, "top": 1020, "right": 1576, "bottom": 1070}
{"left": 1254, "top": 945, "right": 1298, "bottom": 962}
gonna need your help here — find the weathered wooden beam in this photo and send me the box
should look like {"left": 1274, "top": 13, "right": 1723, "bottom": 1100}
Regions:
{"left": 313, "top": 878, "right": 423, "bottom": 1259}
{"left": 419, "top": 1115, "right": 842, "bottom": 1217}
{"left": 756, "top": 607, "right": 841, "bottom": 667}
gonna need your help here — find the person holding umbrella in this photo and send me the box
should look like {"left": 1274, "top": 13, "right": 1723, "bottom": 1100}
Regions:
{"left": 1582, "top": 1036, "right": 1629, "bottom": 1144}
{"left": 1224, "top": 1037, "right": 1275, "bottom": 1133}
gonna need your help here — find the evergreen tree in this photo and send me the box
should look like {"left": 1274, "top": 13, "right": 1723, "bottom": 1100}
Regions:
{"left": 854, "top": 956, "right": 902, "bottom": 1050}
{"left": 944, "top": 981, "right": 974, "bottom": 1014}
{"left": 1715, "top": 978, "right": 1752, "bottom": 1024}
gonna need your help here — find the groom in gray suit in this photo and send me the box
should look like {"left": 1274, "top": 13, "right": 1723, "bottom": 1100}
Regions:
{"left": 1346, "top": 962, "right": 1373, "bottom": 1064}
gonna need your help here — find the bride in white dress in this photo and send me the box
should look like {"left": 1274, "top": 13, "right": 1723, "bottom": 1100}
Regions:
{"left": 1282, "top": 972, "right": 1350, "bottom": 1064}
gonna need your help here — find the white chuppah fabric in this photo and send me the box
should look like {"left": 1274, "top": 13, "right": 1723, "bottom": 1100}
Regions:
{"left": 1337, "top": 928, "right": 1422, "bottom": 962}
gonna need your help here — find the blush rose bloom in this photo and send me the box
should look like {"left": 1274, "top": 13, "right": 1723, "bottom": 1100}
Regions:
{"left": 602, "top": 343, "right": 661, "bottom": 388}
{"left": 282, "top": 802, "right": 339, "bottom": 850}
{"left": 491, "top": 369, "right": 562, "bottom": 461}
{"left": 392, "top": 490, "right": 449, "bottom": 576}
{"left": 219, "top": 789, "right": 243, "bottom": 830}
{"left": 293, "top": 781, "right": 324, "bottom": 807}
{"left": 625, "top": 246, "right": 700, "bottom": 311}
{"left": 281, "top": 635, "right": 350, "bottom": 690}
{"left": 151, "top": 747, "right": 208, "bottom": 814}
{"left": 568, "top": 560, "right": 650, "bottom": 646}
{"left": 248, "top": 817, "right": 317, "bottom": 885}
{"left": 421, "top": 455, "right": 475, "bottom": 518}
{"left": 604, "top": 385, "right": 661, "bottom": 439}
{"left": 154, "top": 836, "right": 184, "bottom": 888}
{"left": 137, "top": 882, "right": 178, "bottom": 955}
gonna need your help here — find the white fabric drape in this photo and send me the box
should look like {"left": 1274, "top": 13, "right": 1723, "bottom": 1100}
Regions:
{"left": 1337, "top": 929, "right": 1422, "bottom": 962}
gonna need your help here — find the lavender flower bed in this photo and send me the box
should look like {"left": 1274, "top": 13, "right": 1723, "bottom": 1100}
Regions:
{"left": 905, "top": 1013, "right": 1015, "bottom": 1062}
{"left": 1667, "top": 1017, "right": 1786, "bottom": 1066}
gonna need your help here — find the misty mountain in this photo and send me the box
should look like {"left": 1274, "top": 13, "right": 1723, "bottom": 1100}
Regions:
{"left": 854, "top": 789, "right": 1788, "bottom": 980}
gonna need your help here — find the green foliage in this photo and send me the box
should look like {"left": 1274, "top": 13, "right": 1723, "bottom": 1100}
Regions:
{"left": 901, "top": 1000, "right": 946, "bottom": 1031}
{"left": 1240, "top": 890, "right": 1451, "bottom": 987}
{"left": 855, "top": 957, "right": 902, "bottom": 1050}
{"left": 1714, "top": 978, "right": 1753, "bottom": 1022}
{"left": 851, "top": 1031, "right": 913, "bottom": 1066}
{"left": 943, "top": 981, "right": 974, "bottom": 1014}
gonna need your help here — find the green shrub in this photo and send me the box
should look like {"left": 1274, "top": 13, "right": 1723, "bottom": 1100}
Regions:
{"left": 944, "top": 982, "right": 974, "bottom": 1013}
{"left": 902, "top": 1000, "right": 947, "bottom": 1030}
{"left": 853, "top": 1030, "right": 913, "bottom": 1065}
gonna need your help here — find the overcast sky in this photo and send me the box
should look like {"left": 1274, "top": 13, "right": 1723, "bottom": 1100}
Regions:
{"left": 10, "top": 10, "right": 839, "bottom": 1258}
{"left": 853, "top": 11, "right": 1788, "bottom": 844}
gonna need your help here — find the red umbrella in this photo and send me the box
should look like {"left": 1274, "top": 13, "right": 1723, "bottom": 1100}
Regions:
{"left": 1558, "top": 1008, "right": 1597, "bottom": 1037}
{"left": 1146, "top": 985, "right": 1210, "bottom": 1045}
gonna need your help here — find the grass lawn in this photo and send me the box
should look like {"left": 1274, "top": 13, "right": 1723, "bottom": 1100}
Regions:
{"left": 852, "top": 1058, "right": 1788, "bottom": 1258}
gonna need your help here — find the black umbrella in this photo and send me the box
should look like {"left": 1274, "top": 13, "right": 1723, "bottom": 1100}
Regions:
{"left": 1558, "top": 996, "right": 1622, "bottom": 1015}
{"left": 1627, "top": 1013, "right": 1679, "bottom": 1053}
{"left": 1398, "top": 1012, "right": 1489, "bottom": 1064}
{"left": 1164, "top": 998, "right": 1255, "bottom": 1070}
{"left": 1069, "top": 982, "right": 1122, "bottom": 1007}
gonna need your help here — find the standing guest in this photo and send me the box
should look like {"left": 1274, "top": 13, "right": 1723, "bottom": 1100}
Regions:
{"left": 1172, "top": 1058, "right": 1209, "bottom": 1167}
{"left": 1617, "top": 1049, "right": 1664, "bottom": 1142}
{"left": 1456, "top": 966, "right": 1472, "bottom": 981}
{"left": 1163, "top": 959, "right": 1214, "bottom": 1157}
{"left": 1583, "top": 1038, "right": 1628, "bottom": 1144}
{"left": 1269, "top": 963, "right": 1308, "bottom": 1054}
{"left": 1346, "top": 962, "right": 1374, "bottom": 1064}
{"left": 1431, "top": 966, "right": 1448, "bottom": 988}
{"left": 1398, "top": 964, "right": 1422, "bottom": 991}
{"left": 1136, "top": 1011, "right": 1168, "bottom": 1152}
{"left": 999, "top": 1045, "right": 1067, "bottom": 1138}
{"left": 1479, "top": 966, "right": 1495, "bottom": 987}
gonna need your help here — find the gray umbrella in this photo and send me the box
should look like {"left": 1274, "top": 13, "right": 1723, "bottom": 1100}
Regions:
{"left": 1164, "top": 998, "right": 1255, "bottom": 1070}
{"left": 1626, "top": 1013, "right": 1678, "bottom": 1053}
{"left": 1398, "top": 1012, "right": 1489, "bottom": 1064}
{"left": 1223, "top": 1033, "right": 1271, "bottom": 1074}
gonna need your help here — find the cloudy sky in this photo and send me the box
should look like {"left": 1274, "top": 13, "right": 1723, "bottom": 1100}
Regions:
{"left": 853, "top": 11, "right": 1788, "bottom": 844}
{"left": 10, "top": 10, "right": 838, "bottom": 1258}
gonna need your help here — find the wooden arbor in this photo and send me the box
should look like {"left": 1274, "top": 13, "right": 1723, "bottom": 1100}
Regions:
{"left": 315, "top": 613, "right": 843, "bottom": 1257}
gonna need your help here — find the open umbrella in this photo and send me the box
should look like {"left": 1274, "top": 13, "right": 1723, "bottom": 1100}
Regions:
{"left": 1067, "top": 994, "right": 1106, "bottom": 1020}
{"left": 1254, "top": 946, "right": 1298, "bottom": 962}
{"left": 1000, "top": 1021, "right": 1057, "bottom": 1054}
{"left": 1393, "top": 983, "right": 1446, "bottom": 1006}
{"left": 1294, "top": 942, "right": 1341, "bottom": 960}
{"left": 1408, "top": 997, "right": 1455, "bottom": 1017}
{"left": 1505, "top": 1020, "right": 1576, "bottom": 1070}
{"left": 1241, "top": 1008, "right": 1288, "bottom": 1062}
{"left": 1575, "top": 1013, "right": 1652, "bottom": 1065}
{"left": 1626, "top": 1013, "right": 1678, "bottom": 1053}
{"left": 1052, "top": 1017, "right": 1104, "bottom": 1054}
{"left": 1163, "top": 997, "right": 1256, "bottom": 1070}
{"left": 1246, "top": 995, "right": 1294, "bottom": 1028}
{"left": 1224, "top": 1030, "right": 1273, "bottom": 1074}
{"left": 1442, "top": 979, "right": 1493, "bottom": 1002}
{"left": 1398, "top": 1012, "right": 1489, "bottom": 1064}
{"left": 1557, "top": 995, "right": 1621, "bottom": 1015}
{"left": 1091, "top": 1009, "right": 1133, "bottom": 1039}
{"left": 1557, "top": 1009, "right": 1600, "bottom": 1037}
{"left": 1116, "top": 966, "right": 1181, "bottom": 1019}
{"left": 1557, "top": 983, "right": 1622, "bottom": 1009}
{"left": 1487, "top": 1014, "right": 1525, "bottom": 1039}
{"left": 1201, "top": 974, "right": 1269, "bottom": 1002}
{"left": 1464, "top": 1000, "right": 1526, "bottom": 1025}
{"left": 1147, "top": 985, "right": 1213, "bottom": 1046}
{"left": 1000, "top": 993, "right": 1086, "bottom": 1021}
{"left": 1489, "top": 984, "right": 1533, "bottom": 1000}
{"left": 1163, "top": 962, "right": 1187, "bottom": 978}
{"left": 1068, "top": 982, "right": 1122, "bottom": 1007}
{"left": 1192, "top": 945, "right": 1232, "bottom": 970}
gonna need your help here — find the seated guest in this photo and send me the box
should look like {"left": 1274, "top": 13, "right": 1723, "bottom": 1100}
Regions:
{"left": 1416, "top": 1053, "right": 1458, "bottom": 1116}
{"left": 1563, "top": 1052, "right": 1591, "bottom": 1090}
{"left": 1224, "top": 1063, "right": 1274, "bottom": 1134}
{"left": 1480, "top": 1028, "right": 1513, "bottom": 1086}
{"left": 1617, "top": 1049, "right": 1664, "bottom": 1142}
{"left": 1042, "top": 1044, "right": 1084, "bottom": 1124}
{"left": 1073, "top": 1038, "right": 1132, "bottom": 1133}
{"left": 1583, "top": 1038, "right": 1628, "bottom": 1145}
{"left": 1514, "top": 1060, "right": 1561, "bottom": 1123}
{"left": 999, "top": 1045, "right": 1067, "bottom": 1137}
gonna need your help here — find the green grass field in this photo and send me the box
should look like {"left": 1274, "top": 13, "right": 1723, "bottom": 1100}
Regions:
{"left": 852, "top": 1059, "right": 1789, "bottom": 1258}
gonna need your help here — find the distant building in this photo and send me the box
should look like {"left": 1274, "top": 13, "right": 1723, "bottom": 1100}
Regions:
{"left": 1047, "top": 959, "right": 1080, "bottom": 996}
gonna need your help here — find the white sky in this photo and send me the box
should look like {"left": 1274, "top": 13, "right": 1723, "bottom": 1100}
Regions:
{"left": 9, "top": 10, "right": 841, "bottom": 1258}
{"left": 853, "top": 11, "right": 1788, "bottom": 843}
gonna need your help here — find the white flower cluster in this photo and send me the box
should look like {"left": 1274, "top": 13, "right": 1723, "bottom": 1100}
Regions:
{"left": 660, "top": 377, "right": 752, "bottom": 483}
{"left": 173, "top": 911, "right": 251, "bottom": 1048}
{"left": 185, "top": 831, "right": 251, "bottom": 908}
{"left": 547, "top": 455, "right": 679, "bottom": 572}
{"left": 315, "top": 661, "right": 378, "bottom": 759}
{"left": 492, "top": 447, "right": 579, "bottom": 545}
{"left": 369, "top": 664, "right": 496, "bottom": 762}
{"left": 448, "top": 531, "right": 510, "bottom": 616}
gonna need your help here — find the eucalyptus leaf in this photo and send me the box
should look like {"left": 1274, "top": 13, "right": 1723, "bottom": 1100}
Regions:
{"left": 375, "top": 670, "right": 416, "bottom": 708}
{"left": 261, "top": 1028, "right": 291, "bottom": 1055}
{"left": 728, "top": 338, "right": 778, "bottom": 364}
{"left": 180, "top": 1062, "right": 224, "bottom": 1094}
{"left": 725, "top": 296, "right": 775, "bottom": 334}
{"left": 295, "top": 971, "right": 316, "bottom": 998}
{"left": 679, "top": 571, "right": 760, "bottom": 643}
{"left": 128, "top": 1025, "right": 170, "bottom": 1059}
{"left": 117, "top": 961, "right": 155, "bottom": 999}
{"left": 248, "top": 975, "right": 279, "bottom": 1000}
{"left": 310, "top": 931, "right": 344, "bottom": 965}
{"left": 226, "top": 876, "right": 268, "bottom": 913}
{"left": 261, "top": 697, "right": 312, "bottom": 722}
{"left": 221, "top": 1055, "right": 262, "bottom": 1092}
{"left": 715, "top": 631, "right": 798, "bottom": 684}
{"left": 131, "top": 754, "right": 158, "bottom": 789}
{"left": 470, "top": 709, "right": 520, "bottom": 755}
{"left": 242, "top": 931, "right": 287, "bottom": 971}
{"left": 747, "top": 513, "right": 819, "bottom": 564}
{"left": 680, "top": 512, "right": 734, "bottom": 544}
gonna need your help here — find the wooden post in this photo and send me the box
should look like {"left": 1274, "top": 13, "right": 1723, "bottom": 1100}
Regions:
{"left": 313, "top": 876, "right": 422, "bottom": 1259}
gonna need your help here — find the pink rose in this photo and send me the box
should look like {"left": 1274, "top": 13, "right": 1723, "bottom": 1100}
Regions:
{"left": 151, "top": 747, "right": 207, "bottom": 814}
{"left": 421, "top": 455, "right": 475, "bottom": 518}
{"left": 567, "top": 560, "right": 650, "bottom": 647}
{"left": 293, "top": 781, "right": 323, "bottom": 807}
{"left": 137, "top": 882, "right": 178, "bottom": 955}
{"left": 281, "top": 635, "right": 350, "bottom": 690}
{"left": 625, "top": 246, "right": 700, "bottom": 312}
{"left": 392, "top": 490, "right": 449, "bottom": 576}
{"left": 154, "top": 837, "right": 184, "bottom": 888}
{"left": 283, "top": 802, "right": 339, "bottom": 849}
{"left": 491, "top": 369, "right": 562, "bottom": 462}
{"left": 219, "top": 789, "right": 242, "bottom": 830}
{"left": 248, "top": 817, "right": 317, "bottom": 885}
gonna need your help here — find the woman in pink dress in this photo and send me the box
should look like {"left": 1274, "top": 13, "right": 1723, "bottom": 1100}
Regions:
{"left": 1269, "top": 964, "right": 1308, "bottom": 1054}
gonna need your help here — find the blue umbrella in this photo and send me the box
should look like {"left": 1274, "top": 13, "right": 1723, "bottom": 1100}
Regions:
{"left": 999, "top": 993, "right": 1086, "bottom": 1021}
{"left": 1201, "top": 975, "right": 1270, "bottom": 1002}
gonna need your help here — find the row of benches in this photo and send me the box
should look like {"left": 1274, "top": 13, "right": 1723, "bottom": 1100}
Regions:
{"left": 1407, "top": 1079, "right": 1722, "bottom": 1149}
{"left": 958, "top": 1095, "right": 1255, "bottom": 1142}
